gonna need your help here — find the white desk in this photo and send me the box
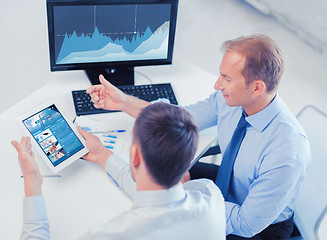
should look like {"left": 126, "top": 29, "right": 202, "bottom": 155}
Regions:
{"left": 0, "top": 59, "right": 217, "bottom": 239}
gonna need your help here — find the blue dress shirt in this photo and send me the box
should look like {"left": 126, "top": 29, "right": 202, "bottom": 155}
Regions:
{"left": 186, "top": 91, "right": 311, "bottom": 237}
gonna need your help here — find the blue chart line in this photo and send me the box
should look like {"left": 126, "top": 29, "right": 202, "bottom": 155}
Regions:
{"left": 56, "top": 21, "right": 170, "bottom": 64}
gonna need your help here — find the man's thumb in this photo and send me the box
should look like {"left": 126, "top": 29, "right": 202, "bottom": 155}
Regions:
{"left": 11, "top": 140, "right": 21, "bottom": 152}
{"left": 77, "top": 126, "right": 89, "bottom": 139}
{"left": 99, "top": 74, "right": 113, "bottom": 90}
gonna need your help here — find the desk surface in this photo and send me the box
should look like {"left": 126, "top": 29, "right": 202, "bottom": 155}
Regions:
{"left": 0, "top": 59, "right": 217, "bottom": 239}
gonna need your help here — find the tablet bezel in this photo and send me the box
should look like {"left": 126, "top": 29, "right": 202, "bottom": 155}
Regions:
{"left": 16, "top": 99, "right": 89, "bottom": 173}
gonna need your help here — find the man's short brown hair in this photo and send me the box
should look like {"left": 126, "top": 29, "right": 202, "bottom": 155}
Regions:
{"left": 223, "top": 34, "right": 284, "bottom": 92}
{"left": 133, "top": 103, "right": 199, "bottom": 188}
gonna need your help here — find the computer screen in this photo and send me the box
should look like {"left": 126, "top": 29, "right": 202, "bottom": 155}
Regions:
{"left": 46, "top": 0, "right": 178, "bottom": 85}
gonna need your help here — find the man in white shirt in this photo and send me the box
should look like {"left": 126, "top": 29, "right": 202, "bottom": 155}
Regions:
{"left": 12, "top": 102, "right": 226, "bottom": 240}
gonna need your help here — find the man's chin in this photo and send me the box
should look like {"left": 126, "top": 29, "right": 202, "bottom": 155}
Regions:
{"left": 224, "top": 98, "right": 233, "bottom": 107}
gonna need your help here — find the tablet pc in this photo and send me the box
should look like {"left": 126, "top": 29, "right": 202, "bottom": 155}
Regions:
{"left": 17, "top": 99, "right": 89, "bottom": 173}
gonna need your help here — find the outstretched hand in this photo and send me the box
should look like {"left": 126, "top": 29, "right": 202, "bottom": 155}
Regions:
{"left": 86, "top": 75, "right": 127, "bottom": 111}
{"left": 78, "top": 127, "right": 112, "bottom": 168}
{"left": 11, "top": 137, "right": 43, "bottom": 197}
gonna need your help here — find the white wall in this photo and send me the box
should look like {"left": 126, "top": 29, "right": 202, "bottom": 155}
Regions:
{"left": 174, "top": 0, "right": 327, "bottom": 115}
{"left": 243, "top": 0, "right": 327, "bottom": 55}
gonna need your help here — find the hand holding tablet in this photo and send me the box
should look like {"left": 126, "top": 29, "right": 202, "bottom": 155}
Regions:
{"left": 16, "top": 99, "right": 89, "bottom": 173}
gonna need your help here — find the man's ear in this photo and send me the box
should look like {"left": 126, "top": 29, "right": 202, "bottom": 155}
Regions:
{"left": 130, "top": 144, "right": 141, "bottom": 168}
{"left": 252, "top": 80, "right": 266, "bottom": 96}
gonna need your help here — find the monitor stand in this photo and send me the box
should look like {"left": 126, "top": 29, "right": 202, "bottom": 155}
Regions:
{"left": 85, "top": 66, "right": 134, "bottom": 86}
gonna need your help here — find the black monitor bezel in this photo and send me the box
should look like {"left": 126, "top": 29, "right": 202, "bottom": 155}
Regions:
{"left": 46, "top": 0, "right": 179, "bottom": 72}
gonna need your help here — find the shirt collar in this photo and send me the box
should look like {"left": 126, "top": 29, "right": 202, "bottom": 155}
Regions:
{"left": 132, "top": 184, "right": 186, "bottom": 208}
{"left": 245, "top": 94, "right": 281, "bottom": 132}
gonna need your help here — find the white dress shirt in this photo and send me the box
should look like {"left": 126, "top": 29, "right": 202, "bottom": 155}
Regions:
{"left": 21, "top": 154, "right": 226, "bottom": 240}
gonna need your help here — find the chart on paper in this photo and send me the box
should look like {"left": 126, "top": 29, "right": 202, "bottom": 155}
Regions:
{"left": 74, "top": 116, "right": 133, "bottom": 162}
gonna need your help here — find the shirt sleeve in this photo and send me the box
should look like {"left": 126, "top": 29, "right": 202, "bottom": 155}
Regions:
{"left": 225, "top": 134, "right": 310, "bottom": 237}
{"left": 105, "top": 154, "right": 136, "bottom": 200}
{"left": 183, "top": 179, "right": 224, "bottom": 202}
{"left": 21, "top": 196, "right": 50, "bottom": 240}
{"left": 185, "top": 92, "right": 220, "bottom": 131}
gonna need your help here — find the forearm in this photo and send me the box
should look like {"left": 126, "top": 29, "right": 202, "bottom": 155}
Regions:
{"left": 12, "top": 138, "right": 49, "bottom": 239}
{"left": 121, "top": 95, "right": 151, "bottom": 119}
{"left": 24, "top": 177, "right": 42, "bottom": 197}
{"left": 225, "top": 163, "right": 304, "bottom": 237}
{"left": 21, "top": 196, "right": 50, "bottom": 240}
{"left": 184, "top": 92, "right": 220, "bottom": 131}
{"left": 105, "top": 154, "right": 136, "bottom": 199}
{"left": 21, "top": 177, "right": 49, "bottom": 239}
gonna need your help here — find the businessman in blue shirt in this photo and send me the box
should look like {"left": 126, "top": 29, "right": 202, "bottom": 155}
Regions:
{"left": 87, "top": 34, "right": 311, "bottom": 239}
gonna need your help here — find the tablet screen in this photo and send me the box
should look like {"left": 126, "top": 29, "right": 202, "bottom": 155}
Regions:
{"left": 22, "top": 104, "right": 84, "bottom": 167}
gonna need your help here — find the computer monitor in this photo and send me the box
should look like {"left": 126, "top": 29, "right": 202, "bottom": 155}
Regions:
{"left": 46, "top": 0, "right": 179, "bottom": 85}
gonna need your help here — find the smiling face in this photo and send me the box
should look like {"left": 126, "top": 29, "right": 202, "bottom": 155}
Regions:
{"left": 214, "top": 51, "right": 257, "bottom": 112}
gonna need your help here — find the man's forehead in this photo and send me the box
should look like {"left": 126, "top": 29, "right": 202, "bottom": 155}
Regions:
{"left": 220, "top": 51, "right": 246, "bottom": 72}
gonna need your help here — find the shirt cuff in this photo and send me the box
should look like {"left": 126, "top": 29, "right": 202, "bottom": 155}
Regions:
{"left": 225, "top": 201, "right": 238, "bottom": 235}
{"left": 23, "top": 196, "right": 48, "bottom": 223}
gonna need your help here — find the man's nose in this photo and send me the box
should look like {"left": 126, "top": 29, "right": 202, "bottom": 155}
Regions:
{"left": 214, "top": 75, "right": 223, "bottom": 90}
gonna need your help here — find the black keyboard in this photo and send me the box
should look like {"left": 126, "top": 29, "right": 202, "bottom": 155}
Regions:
{"left": 72, "top": 83, "right": 178, "bottom": 116}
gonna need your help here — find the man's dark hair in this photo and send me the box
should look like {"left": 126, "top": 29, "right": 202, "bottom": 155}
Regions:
{"left": 133, "top": 103, "right": 199, "bottom": 188}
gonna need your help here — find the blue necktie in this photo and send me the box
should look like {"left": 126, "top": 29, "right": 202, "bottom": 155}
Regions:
{"left": 215, "top": 113, "right": 249, "bottom": 199}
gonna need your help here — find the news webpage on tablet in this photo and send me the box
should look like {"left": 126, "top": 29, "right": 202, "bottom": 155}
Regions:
{"left": 22, "top": 104, "right": 84, "bottom": 166}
